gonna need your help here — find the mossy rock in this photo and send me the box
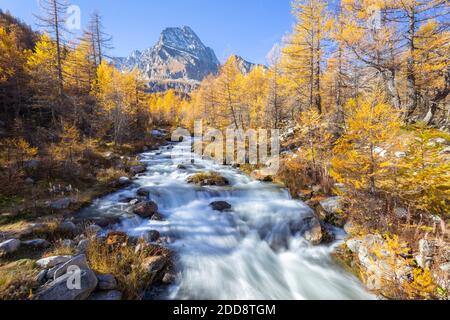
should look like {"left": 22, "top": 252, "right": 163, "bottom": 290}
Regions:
{"left": 187, "top": 172, "right": 229, "bottom": 186}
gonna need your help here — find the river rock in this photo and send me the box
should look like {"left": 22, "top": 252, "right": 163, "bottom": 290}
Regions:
{"left": 187, "top": 172, "right": 229, "bottom": 186}
{"left": 141, "top": 256, "right": 168, "bottom": 277}
{"left": 162, "top": 272, "right": 178, "bottom": 284}
{"left": 22, "top": 239, "right": 51, "bottom": 249}
{"left": 290, "top": 213, "right": 323, "bottom": 245}
{"left": 88, "top": 290, "right": 122, "bottom": 301}
{"left": 37, "top": 256, "right": 73, "bottom": 269}
{"left": 57, "top": 221, "right": 78, "bottom": 235}
{"left": 51, "top": 255, "right": 90, "bottom": 280}
{"left": 33, "top": 268, "right": 98, "bottom": 300}
{"left": 151, "top": 213, "right": 164, "bottom": 221}
{"left": 90, "top": 216, "right": 121, "bottom": 228}
{"left": 96, "top": 274, "right": 117, "bottom": 290}
{"left": 133, "top": 201, "right": 159, "bottom": 218}
{"left": 0, "top": 239, "right": 21, "bottom": 255}
{"left": 209, "top": 201, "right": 232, "bottom": 212}
{"left": 302, "top": 216, "right": 323, "bottom": 245}
{"left": 130, "top": 165, "right": 146, "bottom": 175}
{"left": 118, "top": 177, "right": 131, "bottom": 186}
{"left": 36, "top": 269, "right": 48, "bottom": 286}
{"left": 143, "top": 230, "right": 161, "bottom": 242}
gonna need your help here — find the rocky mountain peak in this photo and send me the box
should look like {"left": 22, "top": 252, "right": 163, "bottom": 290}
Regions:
{"left": 113, "top": 26, "right": 220, "bottom": 92}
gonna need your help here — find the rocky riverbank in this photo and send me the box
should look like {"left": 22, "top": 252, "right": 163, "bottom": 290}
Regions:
{"left": 0, "top": 130, "right": 174, "bottom": 300}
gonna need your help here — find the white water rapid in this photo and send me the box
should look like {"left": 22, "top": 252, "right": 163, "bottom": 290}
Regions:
{"left": 79, "top": 138, "right": 374, "bottom": 300}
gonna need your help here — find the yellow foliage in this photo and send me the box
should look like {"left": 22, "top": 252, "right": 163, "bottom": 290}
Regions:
{"left": 331, "top": 91, "right": 401, "bottom": 194}
{"left": 402, "top": 268, "right": 437, "bottom": 300}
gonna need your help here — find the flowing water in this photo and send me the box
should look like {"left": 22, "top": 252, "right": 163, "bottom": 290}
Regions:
{"left": 79, "top": 138, "right": 374, "bottom": 300}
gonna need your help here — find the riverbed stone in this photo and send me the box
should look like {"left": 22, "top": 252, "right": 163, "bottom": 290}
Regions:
{"left": 162, "top": 272, "right": 178, "bottom": 284}
{"left": 133, "top": 201, "right": 159, "bottom": 218}
{"left": 130, "top": 165, "right": 146, "bottom": 175}
{"left": 36, "top": 269, "right": 48, "bottom": 286}
{"left": 302, "top": 216, "right": 323, "bottom": 245}
{"left": 187, "top": 172, "right": 229, "bottom": 186}
{"left": 142, "top": 230, "right": 161, "bottom": 242}
{"left": 96, "top": 274, "right": 118, "bottom": 290}
{"left": 209, "top": 201, "right": 232, "bottom": 212}
{"left": 0, "top": 239, "right": 21, "bottom": 255}
{"left": 33, "top": 268, "right": 98, "bottom": 300}
{"left": 22, "top": 239, "right": 51, "bottom": 249}
{"left": 57, "top": 221, "right": 78, "bottom": 235}
{"left": 118, "top": 177, "right": 131, "bottom": 185}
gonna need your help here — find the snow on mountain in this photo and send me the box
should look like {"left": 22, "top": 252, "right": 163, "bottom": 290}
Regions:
{"left": 113, "top": 26, "right": 220, "bottom": 92}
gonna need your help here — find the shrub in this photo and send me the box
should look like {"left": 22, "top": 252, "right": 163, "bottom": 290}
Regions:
{"left": 86, "top": 238, "right": 169, "bottom": 300}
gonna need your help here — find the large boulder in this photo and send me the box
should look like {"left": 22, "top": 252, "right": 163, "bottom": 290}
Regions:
{"left": 290, "top": 214, "right": 323, "bottom": 245}
{"left": 36, "top": 256, "right": 73, "bottom": 269}
{"left": 96, "top": 274, "right": 117, "bottom": 291}
{"left": 51, "top": 255, "right": 90, "bottom": 280}
{"left": 88, "top": 290, "right": 122, "bottom": 301}
{"left": 0, "top": 239, "right": 21, "bottom": 256}
{"left": 33, "top": 268, "right": 98, "bottom": 300}
{"left": 209, "top": 201, "right": 232, "bottom": 212}
{"left": 133, "top": 201, "right": 159, "bottom": 218}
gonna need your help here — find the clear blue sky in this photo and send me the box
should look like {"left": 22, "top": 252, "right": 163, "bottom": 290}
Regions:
{"left": 0, "top": 0, "right": 297, "bottom": 64}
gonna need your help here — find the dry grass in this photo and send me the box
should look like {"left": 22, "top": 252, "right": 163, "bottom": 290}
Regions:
{"left": 43, "top": 240, "right": 78, "bottom": 258}
{"left": 86, "top": 238, "right": 170, "bottom": 300}
{"left": 0, "top": 259, "right": 38, "bottom": 300}
{"left": 96, "top": 168, "right": 129, "bottom": 184}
